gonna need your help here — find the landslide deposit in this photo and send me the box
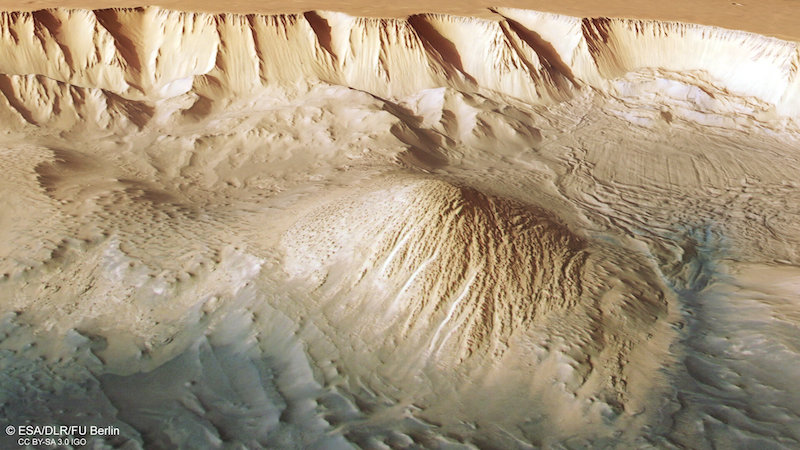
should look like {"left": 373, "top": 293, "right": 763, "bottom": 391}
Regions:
{"left": 0, "top": 6, "right": 799, "bottom": 449}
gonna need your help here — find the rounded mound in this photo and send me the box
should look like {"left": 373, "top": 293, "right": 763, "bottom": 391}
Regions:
{"left": 283, "top": 178, "right": 595, "bottom": 362}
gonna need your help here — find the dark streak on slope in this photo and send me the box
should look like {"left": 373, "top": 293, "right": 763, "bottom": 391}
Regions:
{"left": 94, "top": 9, "right": 142, "bottom": 76}
{"left": 245, "top": 14, "right": 265, "bottom": 83}
{"left": 105, "top": 91, "right": 152, "bottom": 129}
{"left": 0, "top": 74, "right": 37, "bottom": 125}
{"left": 498, "top": 13, "right": 579, "bottom": 91}
{"left": 407, "top": 15, "right": 476, "bottom": 84}
{"left": 32, "top": 10, "right": 74, "bottom": 69}
{"left": 3, "top": 12, "right": 20, "bottom": 44}
{"left": 581, "top": 17, "right": 623, "bottom": 75}
{"left": 304, "top": 11, "right": 337, "bottom": 61}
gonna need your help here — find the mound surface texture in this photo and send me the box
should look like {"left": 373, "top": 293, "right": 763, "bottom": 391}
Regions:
{"left": 0, "top": 6, "right": 799, "bottom": 449}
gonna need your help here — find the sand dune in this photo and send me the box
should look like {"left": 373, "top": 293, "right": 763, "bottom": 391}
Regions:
{"left": 0, "top": 6, "right": 799, "bottom": 448}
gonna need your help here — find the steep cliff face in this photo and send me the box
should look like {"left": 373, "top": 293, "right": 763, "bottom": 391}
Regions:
{"left": 0, "top": 6, "right": 798, "bottom": 129}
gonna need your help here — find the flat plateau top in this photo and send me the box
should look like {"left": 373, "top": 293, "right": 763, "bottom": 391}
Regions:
{"left": 0, "top": 0, "right": 798, "bottom": 41}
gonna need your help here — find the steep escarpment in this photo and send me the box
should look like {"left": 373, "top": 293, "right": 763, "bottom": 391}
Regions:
{"left": 0, "top": 6, "right": 798, "bottom": 130}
